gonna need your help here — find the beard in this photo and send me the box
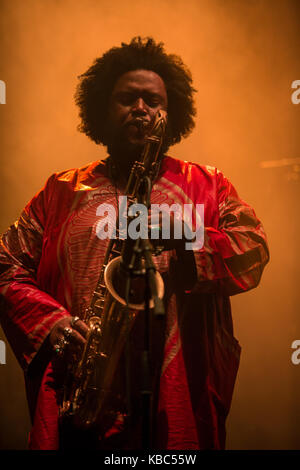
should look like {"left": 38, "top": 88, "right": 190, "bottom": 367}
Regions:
{"left": 105, "top": 121, "right": 172, "bottom": 179}
{"left": 107, "top": 134, "right": 144, "bottom": 170}
{"left": 106, "top": 121, "right": 145, "bottom": 174}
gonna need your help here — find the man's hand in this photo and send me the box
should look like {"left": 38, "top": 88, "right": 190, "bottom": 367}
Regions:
{"left": 49, "top": 316, "right": 89, "bottom": 356}
{"left": 148, "top": 208, "right": 197, "bottom": 291}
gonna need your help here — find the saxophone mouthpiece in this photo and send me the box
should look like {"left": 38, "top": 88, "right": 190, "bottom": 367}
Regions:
{"left": 135, "top": 118, "right": 149, "bottom": 130}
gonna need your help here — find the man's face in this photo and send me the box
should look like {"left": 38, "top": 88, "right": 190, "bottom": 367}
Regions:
{"left": 108, "top": 69, "right": 168, "bottom": 153}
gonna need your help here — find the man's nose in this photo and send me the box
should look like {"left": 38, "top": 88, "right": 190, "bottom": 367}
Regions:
{"left": 131, "top": 97, "right": 147, "bottom": 115}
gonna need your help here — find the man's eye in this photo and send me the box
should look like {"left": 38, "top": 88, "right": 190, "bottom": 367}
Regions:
{"left": 116, "top": 93, "right": 161, "bottom": 107}
{"left": 118, "top": 94, "right": 134, "bottom": 105}
{"left": 144, "top": 95, "right": 161, "bottom": 107}
{"left": 146, "top": 98, "right": 160, "bottom": 107}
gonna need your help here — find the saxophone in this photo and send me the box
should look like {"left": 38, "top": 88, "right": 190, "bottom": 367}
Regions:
{"left": 59, "top": 110, "right": 167, "bottom": 429}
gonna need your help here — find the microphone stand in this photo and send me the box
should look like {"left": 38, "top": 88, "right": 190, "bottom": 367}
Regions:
{"left": 140, "top": 237, "right": 165, "bottom": 449}
{"left": 122, "top": 180, "right": 165, "bottom": 449}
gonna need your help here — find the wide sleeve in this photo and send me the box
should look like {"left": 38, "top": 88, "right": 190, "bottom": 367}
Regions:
{"left": 0, "top": 175, "right": 71, "bottom": 370}
{"left": 192, "top": 170, "right": 269, "bottom": 296}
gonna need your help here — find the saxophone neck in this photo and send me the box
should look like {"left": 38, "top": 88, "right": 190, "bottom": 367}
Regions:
{"left": 125, "top": 109, "right": 167, "bottom": 200}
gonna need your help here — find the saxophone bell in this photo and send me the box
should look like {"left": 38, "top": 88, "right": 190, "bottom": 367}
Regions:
{"left": 104, "top": 255, "right": 164, "bottom": 311}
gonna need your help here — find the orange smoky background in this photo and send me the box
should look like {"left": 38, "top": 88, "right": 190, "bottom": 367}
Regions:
{"left": 0, "top": 0, "right": 299, "bottom": 450}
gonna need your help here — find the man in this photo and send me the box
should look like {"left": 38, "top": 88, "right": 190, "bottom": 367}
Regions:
{"left": 0, "top": 37, "right": 269, "bottom": 450}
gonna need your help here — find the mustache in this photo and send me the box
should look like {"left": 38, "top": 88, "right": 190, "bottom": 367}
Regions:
{"left": 123, "top": 117, "right": 151, "bottom": 131}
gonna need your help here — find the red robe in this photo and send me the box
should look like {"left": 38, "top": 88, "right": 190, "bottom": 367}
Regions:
{"left": 0, "top": 156, "right": 269, "bottom": 449}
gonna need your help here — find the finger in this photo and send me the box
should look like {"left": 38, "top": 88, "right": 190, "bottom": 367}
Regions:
{"left": 71, "top": 319, "right": 89, "bottom": 338}
{"left": 58, "top": 323, "right": 87, "bottom": 346}
{"left": 65, "top": 328, "right": 86, "bottom": 348}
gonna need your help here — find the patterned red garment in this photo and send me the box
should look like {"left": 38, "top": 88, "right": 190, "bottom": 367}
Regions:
{"left": 0, "top": 155, "right": 269, "bottom": 449}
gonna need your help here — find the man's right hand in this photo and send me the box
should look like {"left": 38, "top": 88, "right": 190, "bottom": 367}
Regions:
{"left": 49, "top": 316, "right": 89, "bottom": 356}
